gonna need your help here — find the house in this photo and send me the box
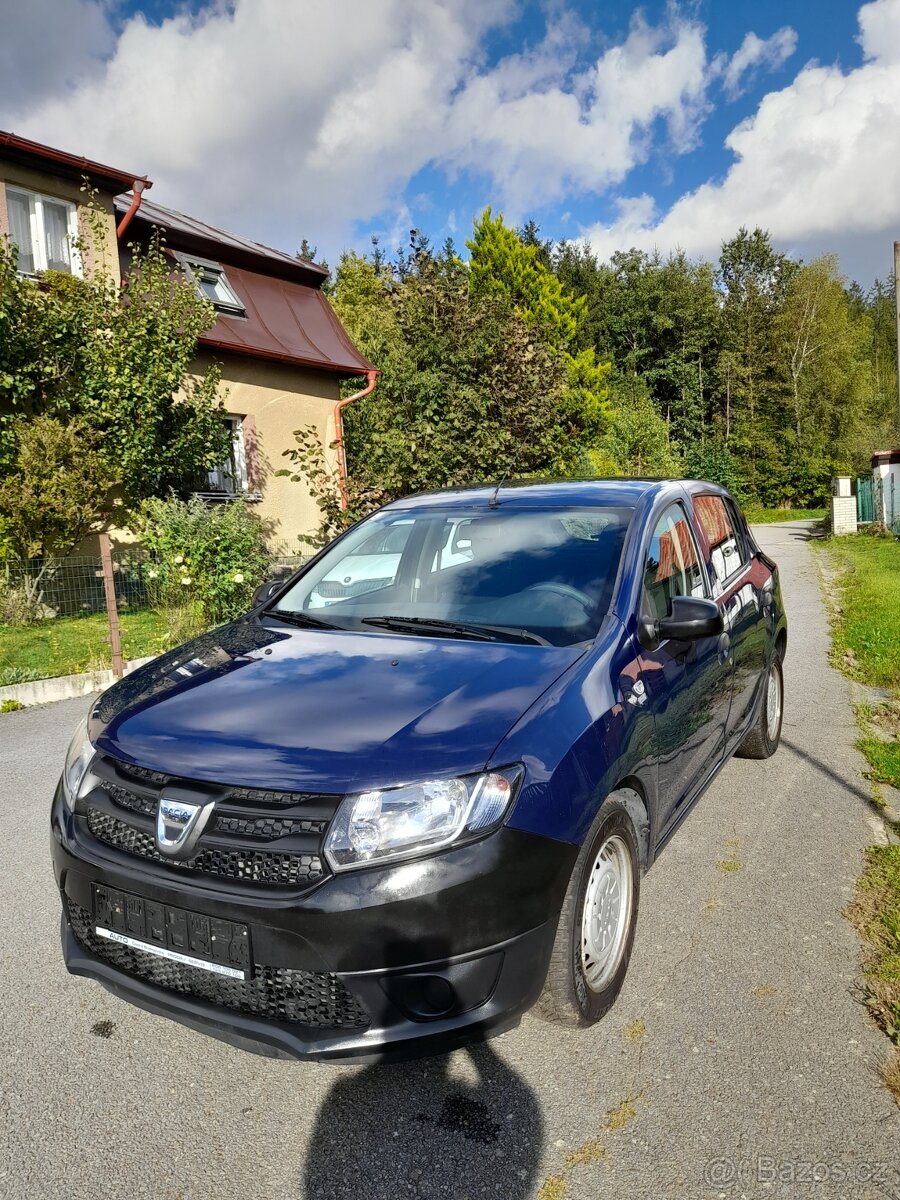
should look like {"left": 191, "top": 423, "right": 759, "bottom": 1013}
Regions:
{"left": 113, "top": 195, "right": 376, "bottom": 543}
{"left": 0, "top": 130, "right": 376, "bottom": 545}
{"left": 0, "top": 129, "right": 150, "bottom": 284}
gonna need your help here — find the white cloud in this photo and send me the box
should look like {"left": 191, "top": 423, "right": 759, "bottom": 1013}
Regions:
{"left": 0, "top": 0, "right": 113, "bottom": 114}
{"left": 11, "top": 0, "right": 512, "bottom": 251}
{"left": 584, "top": 0, "right": 900, "bottom": 272}
{"left": 722, "top": 27, "right": 797, "bottom": 99}
{"left": 442, "top": 11, "right": 711, "bottom": 214}
{"left": 7, "top": 0, "right": 718, "bottom": 254}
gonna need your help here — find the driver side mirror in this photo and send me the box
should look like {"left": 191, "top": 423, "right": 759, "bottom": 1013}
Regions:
{"left": 657, "top": 595, "right": 724, "bottom": 641}
{"left": 252, "top": 580, "right": 281, "bottom": 608}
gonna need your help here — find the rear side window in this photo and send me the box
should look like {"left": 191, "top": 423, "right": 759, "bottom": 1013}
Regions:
{"left": 694, "top": 495, "right": 748, "bottom": 593}
{"left": 643, "top": 503, "right": 707, "bottom": 622}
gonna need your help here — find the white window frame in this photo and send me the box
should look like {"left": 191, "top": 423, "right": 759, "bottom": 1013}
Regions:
{"left": 173, "top": 250, "right": 245, "bottom": 316}
{"left": 6, "top": 186, "right": 82, "bottom": 277}
{"left": 205, "top": 416, "right": 248, "bottom": 495}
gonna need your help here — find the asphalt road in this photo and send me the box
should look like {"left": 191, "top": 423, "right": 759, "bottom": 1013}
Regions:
{"left": 1, "top": 522, "right": 897, "bottom": 1200}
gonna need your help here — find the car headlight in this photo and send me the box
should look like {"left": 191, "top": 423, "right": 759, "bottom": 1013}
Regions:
{"left": 324, "top": 766, "right": 523, "bottom": 872}
{"left": 61, "top": 714, "right": 95, "bottom": 811}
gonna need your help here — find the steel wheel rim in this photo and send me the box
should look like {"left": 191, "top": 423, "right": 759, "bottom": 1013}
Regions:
{"left": 766, "top": 663, "right": 782, "bottom": 740}
{"left": 581, "top": 833, "right": 633, "bottom": 991}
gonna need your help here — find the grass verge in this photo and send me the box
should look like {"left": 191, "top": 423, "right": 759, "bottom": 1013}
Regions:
{"left": 848, "top": 845, "right": 900, "bottom": 1050}
{"left": 817, "top": 534, "right": 900, "bottom": 693}
{"left": 0, "top": 609, "right": 171, "bottom": 683}
{"left": 743, "top": 506, "right": 826, "bottom": 524}
{"left": 816, "top": 531, "right": 900, "bottom": 1100}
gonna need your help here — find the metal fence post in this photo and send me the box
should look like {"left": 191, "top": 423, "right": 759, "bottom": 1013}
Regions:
{"left": 99, "top": 532, "right": 124, "bottom": 678}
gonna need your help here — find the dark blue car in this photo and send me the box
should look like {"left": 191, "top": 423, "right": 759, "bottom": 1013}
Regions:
{"left": 52, "top": 479, "right": 786, "bottom": 1061}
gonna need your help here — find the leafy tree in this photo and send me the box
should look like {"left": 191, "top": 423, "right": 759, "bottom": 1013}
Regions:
{"left": 598, "top": 373, "right": 683, "bottom": 477}
{"left": 0, "top": 415, "right": 116, "bottom": 558}
{"left": 286, "top": 243, "right": 593, "bottom": 539}
{"left": 684, "top": 442, "right": 749, "bottom": 503}
{"left": 467, "top": 209, "right": 611, "bottom": 441}
{"left": 0, "top": 208, "right": 230, "bottom": 504}
{"left": 717, "top": 227, "right": 791, "bottom": 492}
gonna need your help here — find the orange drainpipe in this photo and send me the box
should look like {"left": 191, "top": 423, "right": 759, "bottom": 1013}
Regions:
{"left": 334, "top": 369, "right": 378, "bottom": 509}
{"left": 116, "top": 179, "right": 149, "bottom": 240}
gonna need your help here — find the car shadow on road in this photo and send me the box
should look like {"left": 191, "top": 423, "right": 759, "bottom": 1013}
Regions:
{"left": 301, "top": 934, "right": 543, "bottom": 1200}
{"left": 301, "top": 1042, "right": 542, "bottom": 1200}
{"left": 781, "top": 736, "right": 876, "bottom": 807}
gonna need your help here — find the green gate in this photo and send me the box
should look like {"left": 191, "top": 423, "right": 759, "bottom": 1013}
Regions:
{"left": 857, "top": 475, "right": 874, "bottom": 523}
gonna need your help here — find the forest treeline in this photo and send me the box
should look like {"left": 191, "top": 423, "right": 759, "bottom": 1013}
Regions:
{"left": 310, "top": 212, "right": 898, "bottom": 529}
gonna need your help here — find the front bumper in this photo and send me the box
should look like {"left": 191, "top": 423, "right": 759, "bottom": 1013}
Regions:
{"left": 51, "top": 785, "right": 576, "bottom": 1062}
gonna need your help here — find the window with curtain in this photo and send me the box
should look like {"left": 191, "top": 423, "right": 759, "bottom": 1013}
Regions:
{"left": 5, "top": 186, "right": 78, "bottom": 275}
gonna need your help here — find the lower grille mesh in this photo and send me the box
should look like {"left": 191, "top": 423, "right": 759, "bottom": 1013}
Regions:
{"left": 68, "top": 902, "right": 368, "bottom": 1029}
{"left": 86, "top": 810, "right": 324, "bottom": 888}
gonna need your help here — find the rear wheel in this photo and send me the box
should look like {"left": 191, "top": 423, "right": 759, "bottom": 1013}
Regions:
{"left": 735, "top": 655, "right": 784, "bottom": 759}
{"left": 538, "top": 793, "right": 641, "bottom": 1027}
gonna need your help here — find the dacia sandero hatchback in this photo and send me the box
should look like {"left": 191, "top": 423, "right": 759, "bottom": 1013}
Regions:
{"left": 52, "top": 479, "right": 786, "bottom": 1061}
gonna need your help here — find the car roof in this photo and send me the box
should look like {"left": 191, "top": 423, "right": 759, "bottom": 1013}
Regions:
{"left": 383, "top": 477, "right": 686, "bottom": 512}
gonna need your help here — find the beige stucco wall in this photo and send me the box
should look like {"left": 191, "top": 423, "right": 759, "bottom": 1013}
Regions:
{"left": 0, "top": 161, "right": 120, "bottom": 281}
{"left": 194, "top": 349, "right": 341, "bottom": 546}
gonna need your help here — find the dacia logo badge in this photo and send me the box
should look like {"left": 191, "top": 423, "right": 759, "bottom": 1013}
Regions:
{"left": 156, "top": 793, "right": 214, "bottom": 857}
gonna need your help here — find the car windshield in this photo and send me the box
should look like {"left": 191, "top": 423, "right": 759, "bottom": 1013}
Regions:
{"left": 272, "top": 506, "right": 632, "bottom": 647}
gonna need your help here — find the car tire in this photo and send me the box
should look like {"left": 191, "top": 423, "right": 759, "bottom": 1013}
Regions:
{"left": 735, "top": 655, "right": 784, "bottom": 760}
{"left": 537, "top": 792, "right": 641, "bottom": 1028}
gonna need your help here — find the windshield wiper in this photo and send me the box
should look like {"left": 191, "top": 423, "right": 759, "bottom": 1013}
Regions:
{"left": 360, "top": 616, "right": 546, "bottom": 645}
{"left": 269, "top": 609, "right": 336, "bottom": 630}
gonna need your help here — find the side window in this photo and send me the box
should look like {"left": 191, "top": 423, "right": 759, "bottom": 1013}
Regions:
{"left": 694, "top": 495, "right": 748, "bottom": 594}
{"left": 644, "top": 503, "right": 707, "bottom": 622}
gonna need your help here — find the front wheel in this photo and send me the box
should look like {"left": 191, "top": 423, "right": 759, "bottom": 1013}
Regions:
{"left": 537, "top": 793, "right": 641, "bottom": 1027}
{"left": 735, "top": 656, "right": 784, "bottom": 759}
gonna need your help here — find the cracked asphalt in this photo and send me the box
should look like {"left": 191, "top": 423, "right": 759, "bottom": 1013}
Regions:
{"left": 1, "top": 521, "right": 897, "bottom": 1200}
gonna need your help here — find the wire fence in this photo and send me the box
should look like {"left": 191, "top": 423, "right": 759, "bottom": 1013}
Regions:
{"left": 0, "top": 539, "right": 319, "bottom": 627}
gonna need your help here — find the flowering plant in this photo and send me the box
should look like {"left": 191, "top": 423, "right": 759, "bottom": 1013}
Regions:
{"left": 136, "top": 495, "right": 273, "bottom": 627}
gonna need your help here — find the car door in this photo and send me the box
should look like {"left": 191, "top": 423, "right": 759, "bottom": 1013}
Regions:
{"left": 692, "top": 493, "right": 767, "bottom": 739}
{"left": 637, "top": 501, "right": 733, "bottom": 836}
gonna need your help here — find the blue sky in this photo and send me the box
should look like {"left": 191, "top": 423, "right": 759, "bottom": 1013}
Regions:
{"left": 3, "top": 0, "right": 899, "bottom": 283}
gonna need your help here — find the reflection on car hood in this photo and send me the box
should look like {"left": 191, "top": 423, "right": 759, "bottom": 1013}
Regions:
{"left": 91, "top": 618, "right": 585, "bottom": 792}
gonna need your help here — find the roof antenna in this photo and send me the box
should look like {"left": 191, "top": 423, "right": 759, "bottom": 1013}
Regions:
{"left": 488, "top": 471, "right": 508, "bottom": 509}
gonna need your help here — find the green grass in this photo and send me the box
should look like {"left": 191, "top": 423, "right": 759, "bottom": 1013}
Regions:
{"left": 860, "top": 738, "right": 900, "bottom": 788}
{"left": 821, "top": 535, "right": 900, "bottom": 695}
{"left": 0, "top": 609, "right": 170, "bottom": 682}
{"left": 823, "top": 532, "right": 900, "bottom": 1094}
{"left": 849, "top": 845, "right": 900, "bottom": 1048}
{"left": 743, "top": 506, "right": 826, "bottom": 524}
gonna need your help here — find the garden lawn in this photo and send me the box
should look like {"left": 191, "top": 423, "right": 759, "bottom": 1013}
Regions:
{"left": 0, "top": 609, "right": 170, "bottom": 683}
{"left": 743, "top": 506, "right": 826, "bottom": 524}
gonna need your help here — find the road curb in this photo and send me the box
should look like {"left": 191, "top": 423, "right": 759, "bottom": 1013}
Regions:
{"left": 0, "top": 656, "right": 156, "bottom": 708}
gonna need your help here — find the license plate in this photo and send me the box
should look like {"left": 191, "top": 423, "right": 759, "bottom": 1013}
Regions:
{"left": 93, "top": 885, "right": 250, "bottom": 980}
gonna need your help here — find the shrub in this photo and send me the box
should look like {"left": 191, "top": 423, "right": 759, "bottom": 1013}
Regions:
{"left": 133, "top": 495, "right": 273, "bottom": 627}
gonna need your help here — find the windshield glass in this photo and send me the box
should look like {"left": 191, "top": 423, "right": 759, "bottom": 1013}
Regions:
{"left": 272, "top": 506, "right": 632, "bottom": 647}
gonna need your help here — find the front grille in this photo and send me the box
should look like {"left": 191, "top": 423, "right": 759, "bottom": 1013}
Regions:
{"left": 68, "top": 902, "right": 368, "bottom": 1028}
{"left": 108, "top": 784, "right": 327, "bottom": 840}
{"left": 108, "top": 783, "right": 156, "bottom": 818}
{"left": 87, "top": 809, "right": 324, "bottom": 887}
{"left": 81, "top": 754, "right": 338, "bottom": 890}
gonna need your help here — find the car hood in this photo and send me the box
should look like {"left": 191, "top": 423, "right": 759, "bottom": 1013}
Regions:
{"left": 91, "top": 618, "right": 585, "bottom": 793}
